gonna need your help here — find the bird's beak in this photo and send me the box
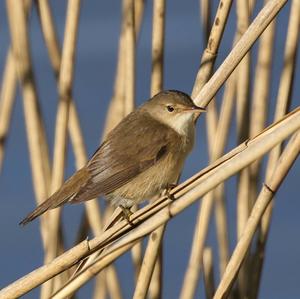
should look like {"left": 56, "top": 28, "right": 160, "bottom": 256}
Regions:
{"left": 181, "top": 105, "right": 206, "bottom": 122}
{"left": 182, "top": 105, "right": 206, "bottom": 115}
{"left": 192, "top": 105, "right": 206, "bottom": 113}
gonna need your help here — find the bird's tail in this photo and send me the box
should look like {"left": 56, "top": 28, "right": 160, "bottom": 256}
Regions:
{"left": 19, "top": 168, "right": 90, "bottom": 226}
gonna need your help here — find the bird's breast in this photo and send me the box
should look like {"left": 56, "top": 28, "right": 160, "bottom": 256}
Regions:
{"left": 110, "top": 136, "right": 192, "bottom": 205}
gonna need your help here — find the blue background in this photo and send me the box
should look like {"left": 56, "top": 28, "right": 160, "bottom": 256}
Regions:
{"left": 0, "top": 1, "right": 299, "bottom": 298}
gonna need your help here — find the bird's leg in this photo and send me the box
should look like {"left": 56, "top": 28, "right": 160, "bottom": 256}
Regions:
{"left": 163, "top": 183, "right": 177, "bottom": 200}
{"left": 119, "top": 205, "right": 133, "bottom": 224}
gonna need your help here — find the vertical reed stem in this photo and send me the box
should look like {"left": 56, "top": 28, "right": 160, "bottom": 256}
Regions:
{"left": 0, "top": 51, "right": 17, "bottom": 173}
{"left": 203, "top": 247, "right": 215, "bottom": 299}
{"left": 43, "top": 0, "right": 81, "bottom": 297}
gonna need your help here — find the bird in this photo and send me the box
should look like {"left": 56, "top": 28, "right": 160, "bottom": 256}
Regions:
{"left": 20, "top": 90, "right": 205, "bottom": 225}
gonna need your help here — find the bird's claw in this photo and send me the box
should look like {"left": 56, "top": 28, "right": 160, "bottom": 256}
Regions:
{"left": 163, "top": 183, "right": 177, "bottom": 200}
{"left": 119, "top": 206, "right": 133, "bottom": 225}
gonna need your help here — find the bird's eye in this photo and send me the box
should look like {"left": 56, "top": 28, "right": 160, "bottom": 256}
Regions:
{"left": 166, "top": 105, "right": 174, "bottom": 112}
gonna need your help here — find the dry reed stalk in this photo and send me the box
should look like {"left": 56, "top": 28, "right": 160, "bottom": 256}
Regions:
{"left": 181, "top": 2, "right": 234, "bottom": 297}
{"left": 103, "top": 0, "right": 148, "bottom": 137}
{"left": 122, "top": 0, "right": 143, "bottom": 282}
{"left": 134, "top": 0, "right": 145, "bottom": 39}
{"left": 92, "top": 273, "right": 106, "bottom": 299}
{"left": 34, "top": 106, "right": 300, "bottom": 299}
{"left": 105, "top": 267, "right": 123, "bottom": 299}
{"left": 65, "top": 208, "right": 125, "bottom": 281}
{"left": 214, "top": 183, "right": 229, "bottom": 276}
{"left": 41, "top": 0, "right": 81, "bottom": 297}
{"left": 2, "top": 104, "right": 300, "bottom": 298}
{"left": 36, "top": 0, "right": 101, "bottom": 233}
{"left": 129, "top": 205, "right": 142, "bottom": 282}
{"left": 124, "top": 0, "right": 135, "bottom": 116}
{"left": 102, "top": 26, "right": 126, "bottom": 135}
{"left": 203, "top": 247, "right": 215, "bottom": 299}
{"left": 179, "top": 191, "right": 214, "bottom": 299}
{"left": 213, "top": 129, "right": 300, "bottom": 299}
{"left": 146, "top": 1, "right": 166, "bottom": 298}
{"left": 200, "top": 0, "right": 212, "bottom": 42}
{"left": 103, "top": 0, "right": 144, "bottom": 133}
{"left": 150, "top": 0, "right": 165, "bottom": 96}
{"left": 202, "top": 0, "right": 234, "bottom": 274}
{"left": 36, "top": 0, "right": 103, "bottom": 237}
{"left": 249, "top": 0, "right": 257, "bottom": 13}
{"left": 194, "top": 0, "right": 288, "bottom": 108}
{"left": 148, "top": 257, "right": 162, "bottom": 299}
{"left": 192, "top": 0, "right": 233, "bottom": 97}
{"left": 35, "top": 2, "right": 112, "bottom": 296}
{"left": 249, "top": 0, "right": 277, "bottom": 202}
{"left": 48, "top": 0, "right": 144, "bottom": 292}
{"left": 209, "top": 75, "right": 237, "bottom": 279}
{"left": 0, "top": 51, "right": 17, "bottom": 173}
{"left": 235, "top": 0, "right": 251, "bottom": 296}
{"left": 211, "top": 75, "right": 236, "bottom": 160}
{"left": 6, "top": 0, "right": 52, "bottom": 249}
{"left": 235, "top": 0, "right": 250, "bottom": 142}
{"left": 250, "top": 1, "right": 300, "bottom": 297}
{"left": 51, "top": 241, "right": 137, "bottom": 299}
{"left": 103, "top": 0, "right": 143, "bottom": 136}
{"left": 31, "top": 0, "right": 53, "bottom": 204}
{"left": 99, "top": 0, "right": 141, "bottom": 287}
{"left": 206, "top": 102, "right": 218, "bottom": 153}
{"left": 182, "top": 0, "right": 287, "bottom": 295}
{"left": 250, "top": 0, "right": 276, "bottom": 138}
{"left": 36, "top": 0, "right": 61, "bottom": 74}
{"left": 193, "top": 0, "right": 287, "bottom": 286}
{"left": 269, "top": 0, "right": 300, "bottom": 137}
{"left": 183, "top": 74, "right": 236, "bottom": 297}
{"left": 133, "top": 225, "right": 165, "bottom": 299}
{"left": 83, "top": 0, "right": 144, "bottom": 293}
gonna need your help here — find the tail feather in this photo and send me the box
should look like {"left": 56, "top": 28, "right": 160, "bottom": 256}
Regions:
{"left": 19, "top": 168, "right": 90, "bottom": 226}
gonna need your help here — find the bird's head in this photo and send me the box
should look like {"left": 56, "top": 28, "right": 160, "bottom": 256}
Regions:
{"left": 142, "top": 90, "right": 205, "bottom": 135}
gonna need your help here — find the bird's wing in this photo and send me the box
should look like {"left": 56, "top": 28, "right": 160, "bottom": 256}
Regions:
{"left": 70, "top": 111, "right": 178, "bottom": 202}
{"left": 19, "top": 112, "right": 178, "bottom": 225}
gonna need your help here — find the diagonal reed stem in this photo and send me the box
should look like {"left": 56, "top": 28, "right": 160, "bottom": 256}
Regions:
{"left": 213, "top": 129, "right": 300, "bottom": 299}
{"left": 194, "top": 0, "right": 288, "bottom": 108}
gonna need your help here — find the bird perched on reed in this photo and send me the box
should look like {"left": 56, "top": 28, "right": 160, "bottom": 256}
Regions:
{"left": 20, "top": 90, "right": 205, "bottom": 225}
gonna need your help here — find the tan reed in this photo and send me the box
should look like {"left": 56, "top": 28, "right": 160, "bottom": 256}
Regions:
{"left": 203, "top": 247, "right": 215, "bottom": 299}
{"left": 0, "top": 51, "right": 17, "bottom": 173}
{"left": 181, "top": 1, "right": 234, "bottom": 297}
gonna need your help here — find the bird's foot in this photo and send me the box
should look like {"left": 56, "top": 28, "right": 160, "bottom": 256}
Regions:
{"left": 163, "top": 183, "right": 177, "bottom": 200}
{"left": 119, "top": 206, "right": 133, "bottom": 225}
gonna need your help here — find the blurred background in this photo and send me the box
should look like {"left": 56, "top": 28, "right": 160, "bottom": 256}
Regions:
{"left": 0, "top": 1, "right": 299, "bottom": 298}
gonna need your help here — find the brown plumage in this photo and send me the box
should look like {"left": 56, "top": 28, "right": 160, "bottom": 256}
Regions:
{"left": 20, "top": 90, "right": 205, "bottom": 225}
